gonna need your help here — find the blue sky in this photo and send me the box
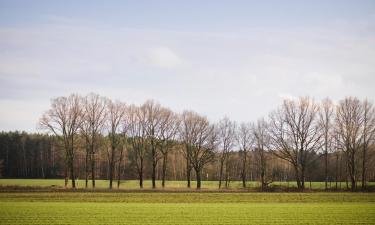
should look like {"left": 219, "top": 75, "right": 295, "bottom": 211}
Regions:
{"left": 0, "top": 0, "right": 375, "bottom": 131}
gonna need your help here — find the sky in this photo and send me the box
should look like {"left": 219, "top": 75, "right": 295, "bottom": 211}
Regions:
{"left": 0, "top": 0, "right": 375, "bottom": 132}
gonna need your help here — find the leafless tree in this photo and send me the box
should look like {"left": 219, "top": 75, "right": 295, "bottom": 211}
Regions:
{"left": 334, "top": 97, "right": 363, "bottom": 191}
{"left": 190, "top": 117, "right": 218, "bottom": 189}
{"left": 217, "top": 117, "right": 236, "bottom": 188}
{"left": 80, "top": 93, "right": 107, "bottom": 188}
{"left": 179, "top": 111, "right": 197, "bottom": 188}
{"left": 142, "top": 100, "right": 162, "bottom": 189}
{"left": 39, "top": 94, "right": 83, "bottom": 188}
{"left": 236, "top": 122, "right": 252, "bottom": 188}
{"left": 361, "top": 99, "right": 375, "bottom": 190}
{"left": 127, "top": 105, "right": 147, "bottom": 188}
{"left": 318, "top": 98, "right": 334, "bottom": 190}
{"left": 268, "top": 97, "right": 322, "bottom": 190}
{"left": 252, "top": 118, "right": 271, "bottom": 191}
{"left": 157, "top": 108, "right": 180, "bottom": 188}
{"left": 106, "top": 100, "right": 126, "bottom": 189}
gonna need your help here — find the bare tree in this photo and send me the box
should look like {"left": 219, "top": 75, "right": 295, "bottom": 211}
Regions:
{"left": 361, "top": 99, "right": 375, "bottom": 190}
{"left": 142, "top": 100, "right": 162, "bottom": 189}
{"left": 268, "top": 97, "right": 321, "bottom": 190}
{"left": 80, "top": 93, "right": 107, "bottom": 188}
{"left": 106, "top": 100, "right": 126, "bottom": 189}
{"left": 217, "top": 117, "right": 236, "bottom": 188}
{"left": 179, "top": 111, "right": 197, "bottom": 188}
{"left": 334, "top": 97, "right": 363, "bottom": 191}
{"left": 127, "top": 105, "right": 147, "bottom": 188}
{"left": 190, "top": 116, "right": 218, "bottom": 189}
{"left": 236, "top": 122, "right": 252, "bottom": 188}
{"left": 252, "top": 118, "right": 271, "bottom": 191}
{"left": 39, "top": 94, "right": 83, "bottom": 188}
{"left": 318, "top": 98, "right": 334, "bottom": 190}
{"left": 157, "top": 108, "right": 180, "bottom": 188}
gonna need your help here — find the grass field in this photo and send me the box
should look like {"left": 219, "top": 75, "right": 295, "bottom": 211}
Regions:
{"left": 1, "top": 179, "right": 374, "bottom": 224}
{"left": 0, "top": 192, "right": 374, "bottom": 224}
{"left": 1, "top": 178, "right": 372, "bottom": 190}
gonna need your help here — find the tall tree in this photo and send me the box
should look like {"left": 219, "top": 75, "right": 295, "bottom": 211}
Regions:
{"left": 39, "top": 94, "right": 83, "bottom": 188}
{"left": 252, "top": 118, "right": 271, "bottom": 191}
{"left": 180, "top": 111, "right": 198, "bottom": 188}
{"left": 187, "top": 115, "right": 218, "bottom": 189}
{"left": 157, "top": 108, "right": 180, "bottom": 188}
{"left": 236, "top": 122, "right": 252, "bottom": 188}
{"left": 106, "top": 100, "right": 126, "bottom": 189}
{"left": 334, "top": 97, "right": 363, "bottom": 191}
{"left": 361, "top": 99, "right": 375, "bottom": 190}
{"left": 318, "top": 98, "right": 334, "bottom": 190}
{"left": 217, "top": 117, "right": 236, "bottom": 188}
{"left": 127, "top": 105, "right": 147, "bottom": 188}
{"left": 142, "top": 100, "right": 162, "bottom": 189}
{"left": 80, "top": 93, "right": 107, "bottom": 188}
{"left": 269, "top": 97, "right": 322, "bottom": 190}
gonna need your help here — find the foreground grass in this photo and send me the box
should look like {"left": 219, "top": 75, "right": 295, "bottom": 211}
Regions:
{"left": 0, "top": 192, "right": 374, "bottom": 224}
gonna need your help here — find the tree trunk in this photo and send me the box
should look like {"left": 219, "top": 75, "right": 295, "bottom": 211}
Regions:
{"left": 241, "top": 151, "right": 247, "bottom": 188}
{"left": 261, "top": 169, "right": 265, "bottom": 191}
{"left": 218, "top": 159, "right": 224, "bottom": 189}
{"left": 69, "top": 159, "right": 76, "bottom": 188}
{"left": 91, "top": 153, "right": 95, "bottom": 188}
{"left": 325, "top": 148, "right": 328, "bottom": 190}
{"left": 186, "top": 155, "right": 191, "bottom": 188}
{"left": 139, "top": 158, "right": 143, "bottom": 188}
{"left": 85, "top": 148, "right": 89, "bottom": 188}
{"left": 293, "top": 165, "right": 301, "bottom": 189}
{"left": 162, "top": 153, "right": 168, "bottom": 188}
{"left": 117, "top": 149, "right": 123, "bottom": 189}
{"left": 362, "top": 145, "right": 367, "bottom": 190}
{"left": 151, "top": 142, "right": 157, "bottom": 189}
{"left": 109, "top": 145, "right": 115, "bottom": 189}
{"left": 196, "top": 168, "right": 201, "bottom": 189}
{"left": 64, "top": 166, "right": 68, "bottom": 188}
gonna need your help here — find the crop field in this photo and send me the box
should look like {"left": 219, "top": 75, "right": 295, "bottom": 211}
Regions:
{"left": 0, "top": 192, "right": 375, "bottom": 225}
{"left": 1, "top": 179, "right": 374, "bottom": 224}
{"left": 1, "top": 179, "right": 373, "bottom": 190}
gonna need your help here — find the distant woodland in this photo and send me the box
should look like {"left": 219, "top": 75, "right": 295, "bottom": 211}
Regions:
{"left": 0, "top": 94, "right": 374, "bottom": 191}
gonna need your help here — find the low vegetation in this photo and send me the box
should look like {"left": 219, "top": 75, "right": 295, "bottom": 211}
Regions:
{"left": 0, "top": 191, "right": 374, "bottom": 225}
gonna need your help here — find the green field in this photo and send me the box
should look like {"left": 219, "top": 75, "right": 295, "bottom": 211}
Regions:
{"left": 0, "top": 179, "right": 371, "bottom": 190}
{"left": 1, "top": 179, "right": 374, "bottom": 224}
{"left": 0, "top": 192, "right": 374, "bottom": 224}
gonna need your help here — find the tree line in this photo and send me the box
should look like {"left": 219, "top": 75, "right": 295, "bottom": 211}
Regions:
{"left": 0, "top": 94, "right": 374, "bottom": 191}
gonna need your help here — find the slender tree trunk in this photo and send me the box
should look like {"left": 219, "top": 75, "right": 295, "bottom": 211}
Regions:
{"left": 69, "top": 158, "right": 76, "bottom": 188}
{"left": 186, "top": 153, "right": 191, "bottom": 188}
{"left": 117, "top": 148, "right": 124, "bottom": 189}
{"left": 218, "top": 159, "right": 224, "bottom": 189}
{"left": 325, "top": 148, "right": 328, "bottom": 190}
{"left": 91, "top": 153, "right": 95, "bottom": 188}
{"left": 335, "top": 154, "right": 339, "bottom": 190}
{"left": 241, "top": 151, "right": 247, "bottom": 188}
{"left": 162, "top": 153, "right": 168, "bottom": 188}
{"left": 350, "top": 151, "right": 356, "bottom": 192}
{"left": 196, "top": 168, "right": 201, "bottom": 189}
{"left": 85, "top": 148, "right": 89, "bottom": 188}
{"left": 362, "top": 145, "right": 367, "bottom": 190}
{"left": 261, "top": 169, "right": 265, "bottom": 191}
{"left": 109, "top": 145, "right": 115, "bottom": 189}
{"left": 293, "top": 165, "right": 301, "bottom": 189}
{"left": 151, "top": 140, "right": 157, "bottom": 189}
{"left": 64, "top": 166, "right": 68, "bottom": 188}
{"left": 139, "top": 158, "right": 143, "bottom": 188}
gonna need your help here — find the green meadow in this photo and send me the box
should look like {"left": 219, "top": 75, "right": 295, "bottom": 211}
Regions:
{"left": 0, "top": 191, "right": 374, "bottom": 225}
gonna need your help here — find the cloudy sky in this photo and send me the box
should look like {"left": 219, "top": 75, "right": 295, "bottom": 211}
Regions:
{"left": 0, "top": 0, "right": 375, "bottom": 132}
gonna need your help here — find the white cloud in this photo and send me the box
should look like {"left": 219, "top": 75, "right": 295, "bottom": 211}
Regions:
{"left": 146, "top": 46, "right": 185, "bottom": 69}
